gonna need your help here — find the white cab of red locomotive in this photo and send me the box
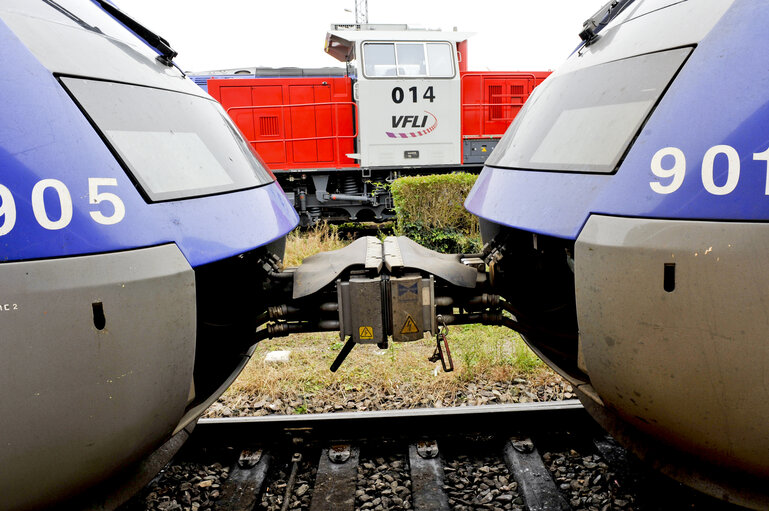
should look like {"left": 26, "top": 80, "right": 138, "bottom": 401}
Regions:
{"left": 326, "top": 24, "right": 471, "bottom": 168}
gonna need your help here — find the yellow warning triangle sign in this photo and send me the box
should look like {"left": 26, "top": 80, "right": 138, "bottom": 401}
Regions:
{"left": 359, "top": 326, "right": 374, "bottom": 339}
{"left": 400, "top": 315, "right": 419, "bottom": 334}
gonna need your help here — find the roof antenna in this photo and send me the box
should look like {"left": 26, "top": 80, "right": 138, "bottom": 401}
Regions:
{"left": 355, "top": 0, "right": 368, "bottom": 24}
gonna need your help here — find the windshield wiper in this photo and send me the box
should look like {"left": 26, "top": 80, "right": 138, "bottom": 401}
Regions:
{"left": 43, "top": 0, "right": 102, "bottom": 33}
{"left": 579, "top": 0, "right": 636, "bottom": 46}
{"left": 91, "top": 0, "right": 178, "bottom": 66}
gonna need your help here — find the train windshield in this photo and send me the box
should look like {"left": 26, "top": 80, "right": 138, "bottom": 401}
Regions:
{"left": 487, "top": 47, "right": 691, "bottom": 174}
{"left": 363, "top": 42, "right": 454, "bottom": 78}
{"left": 61, "top": 78, "right": 274, "bottom": 202}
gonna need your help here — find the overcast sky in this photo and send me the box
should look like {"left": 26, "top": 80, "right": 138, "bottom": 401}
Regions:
{"left": 112, "top": 1, "right": 607, "bottom": 73}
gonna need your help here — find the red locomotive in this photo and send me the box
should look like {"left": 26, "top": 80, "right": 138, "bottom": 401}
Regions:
{"left": 192, "top": 24, "right": 550, "bottom": 224}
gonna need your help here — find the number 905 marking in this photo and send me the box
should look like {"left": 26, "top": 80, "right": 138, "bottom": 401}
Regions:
{"left": 650, "top": 145, "right": 769, "bottom": 196}
{"left": 0, "top": 178, "right": 125, "bottom": 236}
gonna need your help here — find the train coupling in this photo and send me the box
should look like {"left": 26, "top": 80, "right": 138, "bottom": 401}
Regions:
{"left": 259, "top": 236, "right": 506, "bottom": 372}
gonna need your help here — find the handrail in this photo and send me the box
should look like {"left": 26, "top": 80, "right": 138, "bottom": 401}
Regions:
{"left": 461, "top": 72, "right": 542, "bottom": 81}
{"left": 461, "top": 101, "right": 526, "bottom": 108}
{"left": 226, "top": 102, "right": 359, "bottom": 163}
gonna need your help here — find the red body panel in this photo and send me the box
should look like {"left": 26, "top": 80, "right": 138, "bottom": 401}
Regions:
{"left": 460, "top": 71, "right": 551, "bottom": 140}
{"left": 207, "top": 77, "right": 358, "bottom": 170}
{"left": 208, "top": 71, "right": 550, "bottom": 169}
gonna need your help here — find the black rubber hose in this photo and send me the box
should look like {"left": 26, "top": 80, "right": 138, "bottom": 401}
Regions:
{"left": 330, "top": 337, "right": 357, "bottom": 372}
{"left": 268, "top": 270, "right": 294, "bottom": 280}
{"left": 253, "top": 328, "right": 272, "bottom": 344}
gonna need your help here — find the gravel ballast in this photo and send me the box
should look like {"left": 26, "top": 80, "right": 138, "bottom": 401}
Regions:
{"left": 444, "top": 455, "right": 522, "bottom": 511}
{"left": 544, "top": 449, "right": 636, "bottom": 511}
{"left": 356, "top": 455, "right": 413, "bottom": 510}
{"left": 204, "top": 377, "right": 573, "bottom": 418}
{"left": 129, "top": 462, "right": 229, "bottom": 511}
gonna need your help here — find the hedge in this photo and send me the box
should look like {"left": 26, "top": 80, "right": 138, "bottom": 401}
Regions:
{"left": 390, "top": 173, "right": 481, "bottom": 254}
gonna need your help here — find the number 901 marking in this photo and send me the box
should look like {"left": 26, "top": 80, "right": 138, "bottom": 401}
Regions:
{"left": 0, "top": 178, "right": 125, "bottom": 236}
{"left": 650, "top": 145, "right": 769, "bottom": 196}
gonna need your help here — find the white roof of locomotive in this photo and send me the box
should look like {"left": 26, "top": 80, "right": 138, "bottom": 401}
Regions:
{"left": 325, "top": 24, "right": 472, "bottom": 62}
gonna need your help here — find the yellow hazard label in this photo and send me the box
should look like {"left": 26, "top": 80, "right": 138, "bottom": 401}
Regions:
{"left": 400, "top": 315, "right": 419, "bottom": 334}
{"left": 359, "top": 326, "right": 374, "bottom": 339}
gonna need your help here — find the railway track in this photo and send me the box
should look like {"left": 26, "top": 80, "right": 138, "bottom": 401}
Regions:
{"left": 119, "top": 402, "right": 743, "bottom": 511}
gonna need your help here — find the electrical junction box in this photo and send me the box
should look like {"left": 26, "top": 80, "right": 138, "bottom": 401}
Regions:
{"left": 337, "top": 276, "right": 386, "bottom": 344}
{"left": 337, "top": 273, "right": 435, "bottom": 344}
{"left": 390, "top": 275, "right": 435, "bottom": 342}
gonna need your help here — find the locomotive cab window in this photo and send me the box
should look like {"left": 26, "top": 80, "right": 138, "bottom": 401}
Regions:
{"left": 362, "top": 42, "right": 454, "bottom": 78}
{"left": 60, "top": 78, "right": 274, "bottom": 202}
{"left": 396, "top": 43, "right": 426, "bottom": 76}
{"left": 363, "top": 43, "right": 397, "bottom": 76}
{"left": 426, "top": 43, "right": 454, "bottom": 77}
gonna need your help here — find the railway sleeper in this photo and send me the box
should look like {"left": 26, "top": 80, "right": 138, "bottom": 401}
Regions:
{"left": 123, "top": 405, "right": 736, "bottom": 510}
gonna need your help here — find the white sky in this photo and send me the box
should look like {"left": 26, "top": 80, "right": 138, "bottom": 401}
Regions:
{"left": 112, "top": 1, "right": 607, "bottom": 73}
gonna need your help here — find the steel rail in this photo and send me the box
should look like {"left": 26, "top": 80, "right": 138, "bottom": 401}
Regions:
{"left": 193, "top": 400, "right": 590, "bottom": 445}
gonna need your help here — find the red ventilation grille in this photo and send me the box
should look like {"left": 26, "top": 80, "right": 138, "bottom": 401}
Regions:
{"left": 259, "top": 116, "right": 280, "bottom": 136}
{"left": 489, "top": 85, "right": 503, "bottom": 120}
{"left": 510, "top": 85, "right": 525, "bottom": 95}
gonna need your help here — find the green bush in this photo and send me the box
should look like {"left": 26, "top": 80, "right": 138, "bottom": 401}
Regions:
{"left": 390, "top": 173, "right": 481, "bottom": 253}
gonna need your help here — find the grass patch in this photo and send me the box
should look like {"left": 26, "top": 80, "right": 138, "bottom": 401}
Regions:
{"left": 224, "top": 326, "right": 550, "bottom": 411}
{"left": 449, "top": 324, "right": 543, "bottom": 381}
{"left": 283, "top": 221, "right": 349, "bottom": 267}
{"left": 231, "top": 332, "right": 439, "bottom": 395}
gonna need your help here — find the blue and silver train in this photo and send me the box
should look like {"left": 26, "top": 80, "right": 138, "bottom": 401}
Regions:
{"left": 466, "top": 0, "right": 769, "bottom": 507}
{"left": 0, "top": 1, "right": 297, "bottom": 509}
